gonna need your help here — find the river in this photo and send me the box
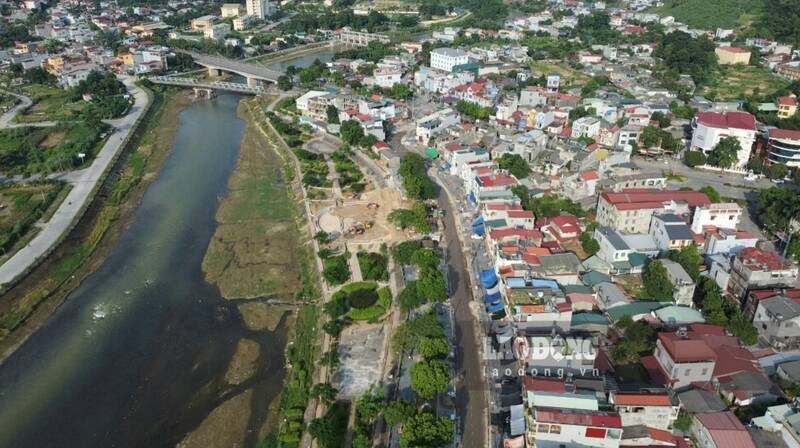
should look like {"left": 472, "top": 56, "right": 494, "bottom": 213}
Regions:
{"left": 0, "top": 93, "right": 290, "bottom": 447}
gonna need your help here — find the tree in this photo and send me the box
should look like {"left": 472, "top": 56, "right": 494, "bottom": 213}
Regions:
{"left": 699, "top": 186, "right": 721, "bottom": 203}
{"left": 416, "top": 267, "right": 447, "bottom": 302}
{"left": 757, "top": 187, "right": 800, "bottom": 232}
{"left": 399, "top": 154, "right": 437, "bottom": 200}
{"left": 667, "top": 245, "right": 701, "bottom": 281}
{"left": 309, "top": 402, "right": 349, "bottom": 448}
{"left": 277, "top": 75, "right": 292, "bottom": 91}
{"left": 410, "top": 360, "right": 450, "bottom": 399}
{"left": 400, "top": 412, "right": 454, "bottom": 448}
{"left": 683, "top": 150, "right": 706, "bottom": 167}
{"left": 497, "top": 153, "right": 532, "bottom": 179}
{"left": 418, "top": 336, "right": 449, "bottom": 360}
{"left": 340, "top": 120, "right": 365, "bottom": 146}
{"left": 326, "top": 105, "right": 340, "bottom": 124}
{"left": 707, "top": 137, "right": 740, "bottom": 169}
{"left": 392, "top": 240, "right": 423, "bottom": 265}
{"left": 643, "top": 260, "right": 673, "bottom": 301}
{"left": 728, "top": 311, "right": 759, "bottom": 345}
{"left": 383, "top": 400, "right": 416, "bottom": 427}
{"left": 389, "top": 83, "right": 413, "bottom": 100}
{"left": 398, "top": 282, "right": 425, "bottom": 311}
{"left": 674, "top": 410, "right": 693, "bottom": 432}
{"left": 651, "top": 112, "right": 671, "bottom": 128}
{"left": 579, "top": 231, "right": 599, "bottom": 256}
{"left": 766, "top": 163, "right": 789, "bottom": 180}
{"left": 315, "top": 230, "right": 331, "bottom": 245}
{"left": 311, "top": 383, "right": 339, "bottom": 404}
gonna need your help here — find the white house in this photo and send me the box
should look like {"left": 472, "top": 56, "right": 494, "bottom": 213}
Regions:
{"left": 704, "top": 228, "right": 758, "bottom": 256}
{"left": 529, "top": 408, "right": 623, "bottom": 448}
{"left": 649, "top": 213, "right": 694, "bottom": 252}
{"left": 754, "top": 295, "right": 800, "bottom": 349}
{"left": 690, "top": 203, "right": 742, "bottom": 234}
{"left": 430, "top": 48, "right": 469, "bottom": 72}
{"left": 609, "top": 392, "right": 678, "bottom": 431}
{"left": 571, "top": 116, "right": 601, "bottom": 140}
{"left": 690, "top": 111, "right": 757, "bottom": 169}
{"left": 415, "top": 108, "right": 460, "bottom": 144}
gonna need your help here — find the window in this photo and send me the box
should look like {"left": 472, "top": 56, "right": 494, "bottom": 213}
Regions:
{"left": 684, "top": 368, "right": 692, "bottom": 376}
{"left": 701, "top": 368, "right": 708, "bottom": 375}
{"left": 537, "top": 424, "right": 549, "bottom": 433}
{"left": 549, "top": 425, "right": 561, "bottom": 434}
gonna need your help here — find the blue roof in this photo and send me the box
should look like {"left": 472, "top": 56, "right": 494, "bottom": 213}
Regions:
{"left": 480, "top": 270, "right": 498, "bottom": 288}
{"left": 484, "top": 292, "right": 502, "bottom": 304}
{"left": 486, "top": 302, "right": 505, "bottom": 313}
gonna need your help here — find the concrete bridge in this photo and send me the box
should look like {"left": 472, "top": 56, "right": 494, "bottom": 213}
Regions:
{"left": 147, "top": 76, "right": 267, "bottom": 94}
{"left": 333, "top": 29, "right": 390, "bottom": 47}
{"left": 183, "top": 52, "right": 284, "bottom": 86}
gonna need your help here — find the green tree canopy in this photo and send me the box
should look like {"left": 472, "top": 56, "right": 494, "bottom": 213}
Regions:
{"left": 667, "top": 245, "right": 701, "bottom": 281}
{"left": 497, "top": 153, "right": 532, "bottom": 179}
{"left": 683, "top": 150, "right": 706, "bottom": 167}
{"left": 399, "top": 153, "right": 438, "bottom": 200}
{"left": 643, "top": 260, "right": 673, "bottom": 301}
{"left": 400, "top": 412, "right": 454, "bottom": 448}
{"left": 383, "top": 400, "right": 417, "bottom": 427}
{"left": 417, "top": 336, "right": 449, "bottom": 360}
{"left": 707, "top": 137, "right": 741, "bottom": 169}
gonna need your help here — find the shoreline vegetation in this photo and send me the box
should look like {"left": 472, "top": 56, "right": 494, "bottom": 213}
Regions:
{"left": 0, "top": 84, "right": 190, "bottom": 362}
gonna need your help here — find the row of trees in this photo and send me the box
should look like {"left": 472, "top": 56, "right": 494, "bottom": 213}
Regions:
{"left": 399, "top": 153, "right": 438, "bottom": 200}
{"left": 391, "top": 241, "right": 448, "bottom": 310}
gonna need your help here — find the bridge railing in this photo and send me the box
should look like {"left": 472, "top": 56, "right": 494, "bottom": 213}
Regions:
{"left": 147, "top": 76, "right": 267, "bottom": 94}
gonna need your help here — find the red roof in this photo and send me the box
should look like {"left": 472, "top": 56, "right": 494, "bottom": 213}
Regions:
{"left": 717, "top": 46, "right": 749, "bottom": 54}
{"left": 478, "top": 173, "right": 517, "bottom": 188}
{"left": 778, "top": 96, "right": 798, "bottom": 106}
{"left": 612, "top": 393, "right": 672, "bottom": 407}
{"left": 489, "top": 228, "right": 542, "bottom": 241}
{"left": 648, "top": 427, "right": 676, "bottom": 443}
{"left": 658, "top": 333, "right": 716, "bottom": 363}
{"left": 580, "top": 170, "right": 599, "bottom": 181}
{"left": 601, "top": 190, "right": 710, "bottom": 210}
{"left": 769, "top": 128, "right": 800, "bottom": 142}
{"left": 507, "top": 210, "right": 534, "bottom": 219}
{"left": 695, "top": 412, "right": 756, "bottom": 448}
{"left": 550, "top": 215, "right": 580, "bottom": 232}
{"left": 524, "top": 376, "right": 565, "bottom": 393}
{"left": 486, "top": 203, "right": 523, "bottom": 211}
{"left": 696, "top": 111, "right": 756, "bottom": 131}
{"left": 535, "top": 408, "right": 622, "bottom": 428}
{"left": 737, "top": 247, "right": 793, "bottom": 272}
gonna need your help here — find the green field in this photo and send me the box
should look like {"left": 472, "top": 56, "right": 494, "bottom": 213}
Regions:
{"left": 652, "top": 0, "right": 763, "bottom": 30}
{"left": 0, "top": 182, "right": 66, "bottom": 258}
{"left": 0, "top": 123, "right": 107, "bottom": 176}
{"left": 16, "top": 84, "right": 91, "bottom": 123}
{"left": 702, "top": 65, "right": 789, "bottom": 100}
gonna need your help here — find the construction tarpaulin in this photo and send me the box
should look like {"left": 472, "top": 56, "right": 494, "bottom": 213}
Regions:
{"left": 480, "top": 269, "right": 498, "bottom": 289}
{"left": 486, "top": 302, "right": 505, "bottom": 314}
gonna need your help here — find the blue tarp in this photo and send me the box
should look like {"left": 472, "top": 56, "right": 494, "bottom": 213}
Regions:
{"left": 505, "top": 277, "right": 526, "bottom": 288}
{"left": 468, "top": 192, "right": 477, "bottom": 204}
{"left": 486, "top": 302, "right": 505, "bottom": 314}
{"left": 486, "top": 284, "right": 501, "bottom": 296}
{"left": 472, "top": 223, "right": 485, "bottom": 237}
{"left": 480, "top": 269, "right": 498, "bottom": 288}
{"left": 484, "top": 292, "right": 502, "bottom": 304}
{"left": 504, "top": 277, "right": 561, "bottom": 291}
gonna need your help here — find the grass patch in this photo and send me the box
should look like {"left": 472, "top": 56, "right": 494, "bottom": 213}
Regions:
{"left": 331, "top": 149, "right": 365, "bottom": 193}
{"left": 530, "top": 61, "right": 590, "bottom": 86}
{"left": 0, "top": 181, "right": 66, "bottom": 256}
{"left": 702, "top": 65, "right": 789, "bottom": 101}
{"left": 16, "top": 84, "right": 92, "bottom": 123}
{"left": 651, "top": 0, "right": 763, "bottom": 30}
{"left": 347, "top": 286, "right": 392, "bottom": 321}
{"left": 0, "top": 122, "right": 107, "bottom": 176}
{"left": 356, "top": 251, "right": 389, "bottom": 282}
{"left": 617, "top": 275, "right": 646, "bottom": 299}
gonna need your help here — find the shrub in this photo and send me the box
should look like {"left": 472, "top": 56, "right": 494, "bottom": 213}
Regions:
{"left": 683, "top": 150, "right": 706, "bottom": 167}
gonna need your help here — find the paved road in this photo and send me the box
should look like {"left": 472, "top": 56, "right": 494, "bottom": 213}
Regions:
{"left": 436, "top": 174, "right": 488, "bottom": 448}
{"left": 0, "top": 89, "right": 56, "bottom": 128}
{"left": 0, "top": 77, "right": 150, "bottom": 288}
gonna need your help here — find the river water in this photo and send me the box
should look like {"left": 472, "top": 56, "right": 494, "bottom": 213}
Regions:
{"left": 0, "top": 93, "right": 289, "bottom": 447}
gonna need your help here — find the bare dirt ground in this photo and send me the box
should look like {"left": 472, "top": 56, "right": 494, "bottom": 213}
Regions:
{"left": 331, "top": 323, "right": 386, "bottom": 398}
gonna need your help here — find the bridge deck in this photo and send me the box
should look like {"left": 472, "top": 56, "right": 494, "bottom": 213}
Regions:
{"left": 192, "top": 53, "right": 283, "bottom": 81}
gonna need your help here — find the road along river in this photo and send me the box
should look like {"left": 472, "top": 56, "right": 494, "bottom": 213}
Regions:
{"left": 0, "top": 93, "right": 291, "bottom": 447}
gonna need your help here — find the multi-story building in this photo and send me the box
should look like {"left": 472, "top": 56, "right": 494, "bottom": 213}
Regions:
{"left": 715, "top": 46, "right": 751, "bottom": 65}
{"left": 653, "top": 331, "right": 716, "bottom": 390}
{"left": 778, "top": 96, "right": 798, "bottom": 119}
{"left": 690, "top": 111, "right": 757, "bottom": 169}
{"left": 703, "top": 228, "right": 758, "bottom": 256}
{"left": 245, "top": 0, "right": 272, "bottom": 20}
{"left": 415, "top": 108, "right": 460, "bottom": 144}
{"left": 729, "top": 247, "right": 799, "bottom": 300}
{"left": 571, "top": 116, "right": 601, "bottom": 139}
{"left": 596, "top": 190, "right": 710, "bottom": 234}
{"left": 429, "top": 48, "right": 469, "bottom": 72}
{"left": 233, "top": 15, "right": 254, "bottom": 31}
{"left": 690, "top": 203, "right": 742, "bottom": 234}
{"left": 754, "top": 295, "right": 800, "bottom": 349}
{"left": 190, "top": 15, "right": 216, "bottom": 31}
{"left": 203, "top": 23, "right": 230, "bottom": 40}
{"left": 766, "top": 128, "right": 800, "bottom": 168}
{"left": 609, "top": 392, "right": 679, "bottom": 431}
{"left": 220, "top": 3, "right": 244, "bottom": 17}
{"left": 527, "top": 408, "right": 623, "bottom": 448}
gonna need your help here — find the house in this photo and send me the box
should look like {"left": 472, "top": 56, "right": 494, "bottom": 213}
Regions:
{"left": 190, "top": 15, "right": 217, "bottom": 31}
{"left": 597, "top": 191, "right": 710, "bottom": 234}
{"left": 729, "top": 248, "right": 799, "bottom": 301}
{"left": 661, "top": 260, "right": 696, "bottom": 306}
{"left": 220, "top": 3, "right": 244, "bottom": 17}
{"left": 545, "top": 215, "right": 582, "bottom": 242}
{"left": 595, "top": 282, "right": 631, "bottom": 310}
{"left": 415, "top": 108, "right": 460, "bottom": 144}
{"left": 572, "top": 116, "right": 601, "bottom": 140}
{"left": 609, "top": 392, "right": 678, "bottom": 431}
{"left": 715, "top": 46, "right": 752, "bottom": 65}
{"left": 766, "top": 128, "right": 800, "bottom": 168}
{"left": 655, "top": 306, "right": 705, "bottom": 326}
{"left": 653, "top": 330, "right": 716, "bottom": 390}
{"left": 430, "top": 48, "right": 469, "bottom": 72}
{"left": 690, "top": 111, "right": 757, "bottom": 169}
{"left": 649, "top": 214, "right": 694, "bottom": 252}
{"left": 693, "top": 412, "right": 756, "bottom": 448}
{"left": 717, "top": 371, "right": 780, "bottom": 406}
{"left": 753, "top": 295, "right": 800, "bottom": 349}
{"left": 703, "top": 228, "right": 758, "bottom": 256}
{"left": 750, "top": 404, "right": 800, "bottom": 448}
{"left": 524, "top": 376, "right": 600, "bottom": 411}
{"left": 777, "top": 96, "right": 798, "bottom": 120}
{"left": 690, "top": 203, "right": 743, "bottom": 234}
{"left": 528, "top": 408, "right": 623, "bottom": 448}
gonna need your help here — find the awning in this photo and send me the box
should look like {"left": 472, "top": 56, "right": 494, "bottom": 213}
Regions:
{"left": 486, "top": 302, "right": 505, "bottom": 314}
{"left": 486, "top": 284, "right": 501, "bottom": 296}
{"left": 484, "top": 292, "right": 502, "bottom": 304}
{"left": 480, "top": 269, "right": 498, "bottom": 288}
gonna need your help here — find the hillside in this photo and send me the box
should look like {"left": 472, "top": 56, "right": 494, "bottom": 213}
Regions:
{"left": 652, "top": 0, "right": 762, "bottom": 30}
